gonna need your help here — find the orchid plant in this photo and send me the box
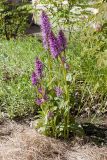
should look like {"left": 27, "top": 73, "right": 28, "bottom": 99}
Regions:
{"left": 31, "top": 11, "right": 83, "bottom": 138}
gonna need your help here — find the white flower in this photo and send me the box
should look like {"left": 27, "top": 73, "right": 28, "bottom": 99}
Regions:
{"left": 62, "top": 1, "right": 68, "bottom": 5}
{"left": 53, "top": 7, "right": 57, "bottom": 12}
{"left": 92, "top": 23, "right": 102, "bottom": 32}
{"left": 92, "top": 8, "right": 99, "bottom": 15}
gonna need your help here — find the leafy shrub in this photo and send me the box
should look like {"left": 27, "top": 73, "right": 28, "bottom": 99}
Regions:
{"left": 0, "top": 0, "right": 31, "bottom": 39}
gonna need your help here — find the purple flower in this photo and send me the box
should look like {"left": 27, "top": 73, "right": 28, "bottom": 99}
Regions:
{"left": 38, "top": 87, "right": 43, "bottom": 94}
{"left": 36, "top": 94, "right": 48, "bottom": 106}
{"left": 57, "top": 30, "right": 67, "bottom": 52}
{"left": 49, "top": 31, "right": 60, "bottom": 58}
{"left": 55, "top": 87, "right": 63, "bottom": 97}
{"left": 35, "top": 57, "right": 43, "bottom": 79}
{"left": 31, "top": 72, "right": 38, "bottom": 85}
{"left": 36, "top": 98, "right": 45, "bottom": 105}
{"left": 41, "top": 11, "right": 51, "bottom": 49}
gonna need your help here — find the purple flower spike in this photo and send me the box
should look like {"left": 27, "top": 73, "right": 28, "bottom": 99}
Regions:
{"left": 41, "top": 11, "right": 51, "bottom": 49}
{"left": 31, "top": 58, "right": 44, "bottom": 86}
{"left": 58, "top": 30, "right": 67, "bottom": 52}
{"left": 49, "top": 31, "right": 60, "bottom": 58}
{"left": 55, "top": 87, "right": 63, "bottom": 97}
{"left": 31, "top": 72, "right": 38, "bottom": 85}
{"left": 35, "top": 57, "right": 43, "bottom": 79}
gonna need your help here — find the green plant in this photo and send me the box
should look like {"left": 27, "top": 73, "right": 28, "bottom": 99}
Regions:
{"left": 31, "top": 3, "right": 107, "bottom": 138}
{"left": 31, "top": 11, "right": 84, "bottom": 139}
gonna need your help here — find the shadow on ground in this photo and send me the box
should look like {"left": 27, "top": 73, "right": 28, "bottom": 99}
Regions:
{"left": 82, "top": 123, "right": 107, "bottom": 146}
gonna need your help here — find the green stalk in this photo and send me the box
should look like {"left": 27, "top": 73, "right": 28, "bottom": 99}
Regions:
{"left": 58, "top": 55, "right": 70, "bottom": 138}
{"left": 47, "top": 50, "right": 53, "bottom": 86}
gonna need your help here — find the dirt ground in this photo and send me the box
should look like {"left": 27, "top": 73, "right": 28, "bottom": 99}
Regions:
{"left": 0, "top": 118, "right": 107, "bottom": 160}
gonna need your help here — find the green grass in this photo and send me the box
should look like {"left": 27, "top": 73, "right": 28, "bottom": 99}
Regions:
{"left": 67, "top": 30, "right": 107, "bottom": 119}
{"left": 0, "top": 30, "right": 107, "bottom": 120}
{"left": 0, "top": 37, "right": 44, "bottom": 118}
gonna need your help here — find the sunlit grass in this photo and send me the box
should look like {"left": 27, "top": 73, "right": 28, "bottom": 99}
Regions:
{"left": 0, "top": 31, "right": 107, "bottom": 120}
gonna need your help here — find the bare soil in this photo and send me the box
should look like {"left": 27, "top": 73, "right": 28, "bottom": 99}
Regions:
{"left": 0, "top": 118, "right": 107, "bottom": 160}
